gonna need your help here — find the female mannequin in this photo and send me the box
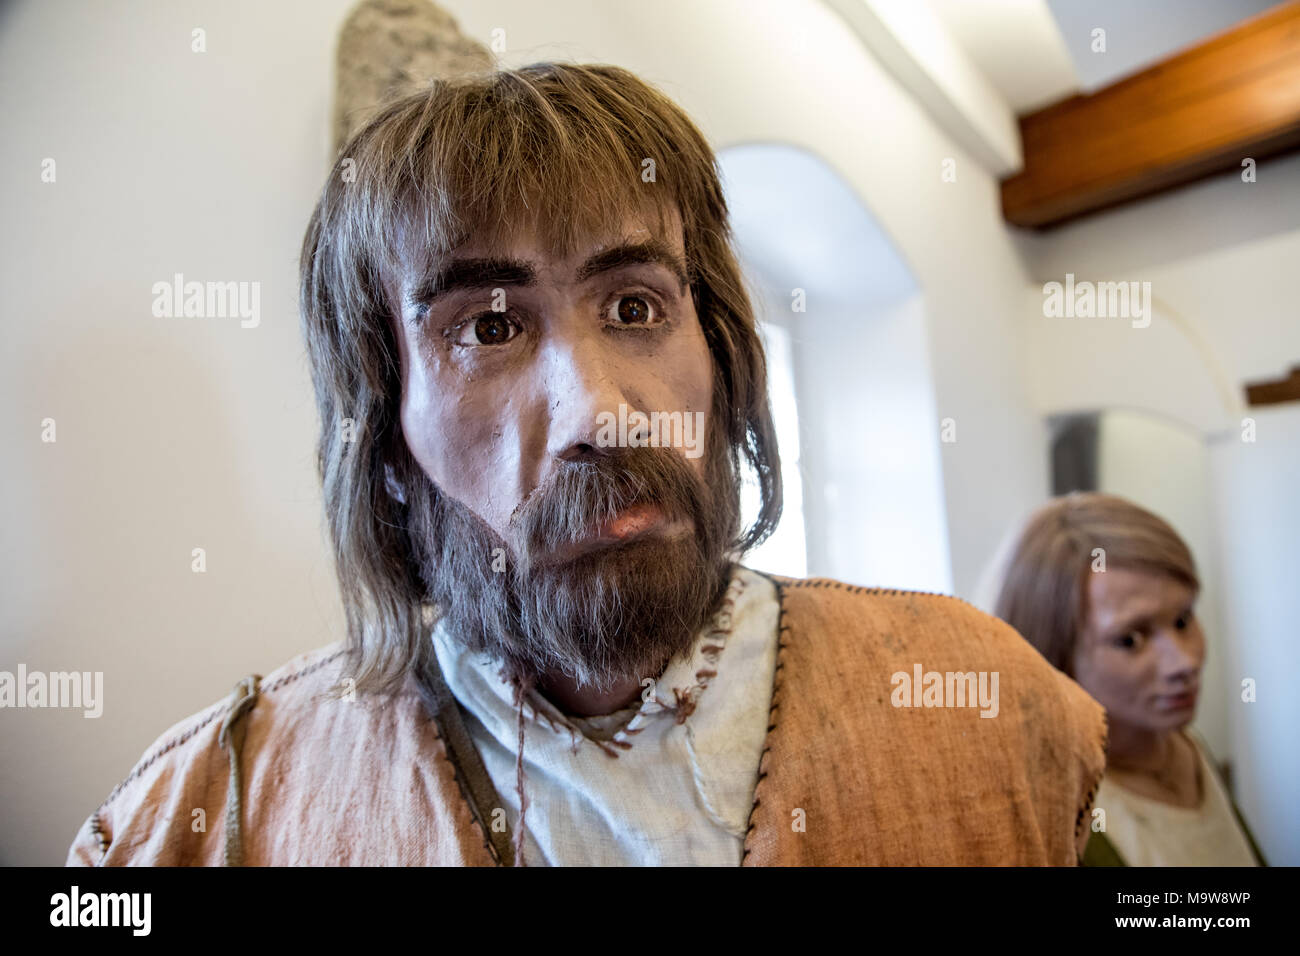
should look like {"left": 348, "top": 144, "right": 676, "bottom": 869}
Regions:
{"left": 995, "top": 493, "right": 1264, "bottom": 866}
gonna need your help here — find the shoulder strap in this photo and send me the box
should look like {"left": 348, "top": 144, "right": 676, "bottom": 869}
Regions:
{"left": 1226, "top": 795, "right": 1268, "bottom": 866}
{"left": 216, "top": 659, "right": 513, "bottom": 867}
{"left": 423, "top": 655, "right": 517, "bottom": 867}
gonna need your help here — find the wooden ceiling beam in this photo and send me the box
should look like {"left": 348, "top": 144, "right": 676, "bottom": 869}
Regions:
{"left": 1001, "top": 1, "right": 1300, "bottom": 229}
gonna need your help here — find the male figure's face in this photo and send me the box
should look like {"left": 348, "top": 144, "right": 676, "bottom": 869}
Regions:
{"left": 391, "top": 208, "right": 712, "bottom": 548}
{"left": 386, "top": 206, "right": 734, "bottom": 691}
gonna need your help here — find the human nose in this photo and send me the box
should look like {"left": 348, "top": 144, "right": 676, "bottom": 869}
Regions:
{"left": 1156, "top": 626, "right": 1202, "bottom": 684}
{"left": 539, "top": 326, "right": 637, "bottom": 464}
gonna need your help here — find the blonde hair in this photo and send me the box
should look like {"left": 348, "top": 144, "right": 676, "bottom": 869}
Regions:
{"left": 994, "top": 493, "right": 1198, "bottom": 677}
{"left": 298, "top": 63, "right": 782, "bottom": 701}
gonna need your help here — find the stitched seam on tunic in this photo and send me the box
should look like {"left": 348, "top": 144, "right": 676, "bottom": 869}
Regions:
{"left": 662, "top": 574, "right": 746, "bottom": 728}
{"left": 89, "top": 646, "right": 495, "bottom": 865}
{"left": 95, "top": 650, "right": 348, "bottom": 817}
{"left": 260, "top": 649, "right": 347, "bottom": 695}
{"left": 1076, "top": 708, "right": 1110, "bottom": 857}
{"left": 742, "top": 574, "right": 789, "bottom": 863}
{"left": 748, "top": 574, "right": 1098, "bottom": 865}
{"left": 775, "top": 575, "right": 982, "bottom": 610}
{"left": 90, "top": 811, "right": 109, "bottom": 866}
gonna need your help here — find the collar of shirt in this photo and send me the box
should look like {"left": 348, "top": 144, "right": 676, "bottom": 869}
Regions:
{"left": 431, "top": 565, "right": 759, "bottom": 753}
{"left": 427, "top": 564, "right": 781, "bottom": 865}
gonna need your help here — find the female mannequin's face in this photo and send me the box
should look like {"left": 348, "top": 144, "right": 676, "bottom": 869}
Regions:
{"left": 1071, "top": 567, "right": 1205, "bottom": 735}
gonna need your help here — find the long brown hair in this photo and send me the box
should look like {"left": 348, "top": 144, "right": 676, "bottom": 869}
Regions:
{"left": 298, "top": 62, "right": 782, "bottom": 701}
{"left": 994, "top": 493, "right": 1199, "bottom": 677}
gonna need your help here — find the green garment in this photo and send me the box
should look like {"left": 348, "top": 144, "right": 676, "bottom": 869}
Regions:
{"left": 1082, "top": 772, "right": 1268, "bottom": 867}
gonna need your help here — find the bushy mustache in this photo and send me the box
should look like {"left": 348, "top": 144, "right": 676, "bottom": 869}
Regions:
{"left": 510, "top": 446, "right": 711, "bottom": 571}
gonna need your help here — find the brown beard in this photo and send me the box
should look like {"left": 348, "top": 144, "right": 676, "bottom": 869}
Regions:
{"left": 406, "top": 433, "right": 738, "bottom": 693}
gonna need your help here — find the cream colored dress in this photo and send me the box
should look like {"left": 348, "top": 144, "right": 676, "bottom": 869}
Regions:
{"left": 1094, "top": 728, "right": 1260, "bottom": 866}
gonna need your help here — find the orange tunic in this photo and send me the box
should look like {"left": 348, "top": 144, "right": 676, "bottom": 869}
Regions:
{"left": 66, "top": 576, "right": 1105, "bottom": 866}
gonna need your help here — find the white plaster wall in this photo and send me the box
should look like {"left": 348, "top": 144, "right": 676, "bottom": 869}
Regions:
{"left": 1, "top": 0, "right": 351, "bottom": 867}
{"left": 1207, "top": 406, "right": 1300, "bottom": 867}
{"left": 1017, "top": 151, "right": 1300, "bottom": 420}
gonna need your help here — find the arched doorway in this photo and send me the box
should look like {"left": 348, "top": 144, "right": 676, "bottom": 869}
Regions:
{"left": 719, "top": 143, "right": 952, "bottom": 592}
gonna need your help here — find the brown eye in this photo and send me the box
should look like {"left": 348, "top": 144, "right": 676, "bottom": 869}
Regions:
{"left": 455, "top": 313, "right": 518, "bottom": 346}
{"left": 613, "top": 295, "right": 653, "bottom": 325}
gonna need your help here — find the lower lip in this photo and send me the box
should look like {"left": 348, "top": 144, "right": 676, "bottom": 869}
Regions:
{"left": 594, "top": 503, "right": 664, "bottom": 541}
{"left": 1158, "top": 692, "right": 1198, "bottom": 710}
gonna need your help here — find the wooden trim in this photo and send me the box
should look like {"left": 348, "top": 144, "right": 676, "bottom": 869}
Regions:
{"left": 1001, "top": 1, "right": 1300, "bottom": 228}
{"left": 1245, "top": 365, "right": 1300, "bottom": 407}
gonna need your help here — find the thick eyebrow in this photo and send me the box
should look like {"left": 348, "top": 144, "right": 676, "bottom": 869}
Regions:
{"left": 407, "top": 258, "right": 537, "bottom": 313}
{"left": 575, "top": 239, "right": 690, "bottom": 292}
{"left": 407, "top": 239, "right": 690, "bottom": 314}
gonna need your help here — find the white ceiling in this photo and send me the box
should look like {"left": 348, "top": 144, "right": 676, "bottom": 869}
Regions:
{"left": 929, "top": 0, "right": 1078, "bottom": 113}
{"left": 930, "top": 0, "right": 1285, "bottom": 114}
{"left": 1046, "top": 0, "right": 1283, "bottom": 93}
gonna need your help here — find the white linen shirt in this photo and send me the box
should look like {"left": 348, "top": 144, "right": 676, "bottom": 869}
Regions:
{"left": 430, "top": 565, "right": 780, "bottom": 866}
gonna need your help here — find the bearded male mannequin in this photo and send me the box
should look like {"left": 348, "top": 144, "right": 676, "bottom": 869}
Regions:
{"left": 68, "top": 63, "right": 1106, "bottom": 867}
